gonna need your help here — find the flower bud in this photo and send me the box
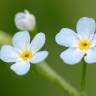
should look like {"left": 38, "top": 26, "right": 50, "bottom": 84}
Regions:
{"left": 15, "top": 10, "right": 36, "bottom": 31}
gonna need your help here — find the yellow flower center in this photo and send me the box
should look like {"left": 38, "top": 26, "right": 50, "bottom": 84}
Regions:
{"left": 20, "top": 51, "right": 32, "bottom": 61}
{"left": 79, "top": 40, "right": 92, "bottom": 51}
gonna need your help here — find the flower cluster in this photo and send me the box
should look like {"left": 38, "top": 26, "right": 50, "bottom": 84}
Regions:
{"left": 0, "top": 10, "right": 96, "bottom": 76}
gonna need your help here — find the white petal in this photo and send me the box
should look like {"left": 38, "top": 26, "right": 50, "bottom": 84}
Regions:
{"left": 60, "top": 48, "right": 85, "bottom": 64}
{"left": 30, "top": 51, "right": 48, "bottom": 64}
{"left": 91, "top": 34, "right": 96, "bottom": 46}
{"left": 10, "top": 61, "right": 30, "bottom": 75}
{"left": 12, "top": 31, "right": 30, "bottom": 51}
{"left": 84, "top": 48, "right": 96, "bottom": 64}
{"left": 55, "top": 28, "right": 79, "bottom": 47}
{"left": 76, "top": 17, "right": 95, "bottom": 39}
{"left": 0, "top": 45, "right": 19, "bottom": 62}
{"left": 30, "top": 32, "right": 46, "bottom": 53}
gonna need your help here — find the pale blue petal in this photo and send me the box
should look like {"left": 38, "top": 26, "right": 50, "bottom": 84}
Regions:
{"left": 60, "top": 48, "right": 85, "bottom": 64}
{"left": 30, "top": 51, "right": 48, "bottom": 64}
{"left": 84, "top": 48, "right": 96, "bottom": 64}
{"left": 30, "top": 32, "right": 46, "bottom": 53}
{"left": 55, "top": 28, "right": 79, "bottom": 47}
{"left": 10, "top": 61, "right": 30, "bottom": 75}
{"left": 76, "top": 17, "right": 95, "bottom": 40}
{"left": 0, "top": 45, "right": 19, "bottom": 62}
{"left": 12, "top": 31, "right": 30, "bottom": 51}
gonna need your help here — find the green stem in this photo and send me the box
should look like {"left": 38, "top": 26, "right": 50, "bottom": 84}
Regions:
{"left": 80, "top": 61, "right": 87, "bottom": 96}
{"left": 34, "top": 62, "right": 80, "bottom": 96}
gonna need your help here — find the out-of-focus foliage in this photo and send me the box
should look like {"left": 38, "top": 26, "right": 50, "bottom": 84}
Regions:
{"left": 0, "top": 0, "right": 96, "bottom": 96}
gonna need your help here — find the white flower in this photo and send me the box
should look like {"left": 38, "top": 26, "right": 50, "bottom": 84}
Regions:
{"left": 0, "top": 31, "right": 48, "bottom": 75}
{"left": 55, "top": 17, "right": 96, "bottom": 64}
{"left": 15, "top": 10, "right": 36, "bottom": 31}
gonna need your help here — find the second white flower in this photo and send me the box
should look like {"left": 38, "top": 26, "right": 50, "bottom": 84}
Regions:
{"left": 55, "top": 17, "right": 96, "bottom": 64}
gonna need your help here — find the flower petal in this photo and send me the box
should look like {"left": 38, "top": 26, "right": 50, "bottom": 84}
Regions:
{"left": 12, "top": 31, "right": 30, "bottom": 51}
{"left": 30, "top": 51, "right": 48, "bottom": 64}
{"left": 60, "top": 48, "right": 85, "bottom": 64}
{"left": 10, "top": 61, "right": 30, "bottom": 75}
{"left": 0, "top": 45, "right": 19, "bottom": 62}
{"left": 30, "top": 32, "right": 45, "bottom": 53}
{"left": 91, "top": 34, "right": 96, "bottom": 46}
{"left": 55, "top": 28, "right": 79, "bottom": 47}
{"left": 76, "top": 17, "right": 95, "bottom": 40}
{"left": 84, "top": 48, "right": 96, "bottom": 64}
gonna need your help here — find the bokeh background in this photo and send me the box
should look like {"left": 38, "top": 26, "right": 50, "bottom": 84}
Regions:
{"left": 0, "top": 0, "right": 96, "bottom": 96}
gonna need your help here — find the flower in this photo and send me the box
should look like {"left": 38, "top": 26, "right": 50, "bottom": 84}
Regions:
{"left": 15, "top": 10, "right": 36, "bottom": 31}
{"left": 55, "top": 17, "right": 96, "bottom": 64}
{"left": 0, "top": 31, "right": 48, "bottom": 75}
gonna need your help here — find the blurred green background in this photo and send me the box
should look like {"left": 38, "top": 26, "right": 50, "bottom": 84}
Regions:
{"left": 0, "top": 0, "right": 96, "bottom": 96}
